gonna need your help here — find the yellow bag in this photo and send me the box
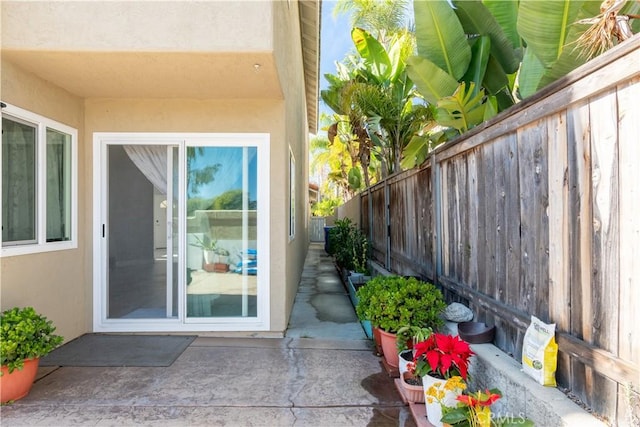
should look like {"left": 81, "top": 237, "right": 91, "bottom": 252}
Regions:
{"left": 522, "top": 315, "right": 558, "bottom": 387}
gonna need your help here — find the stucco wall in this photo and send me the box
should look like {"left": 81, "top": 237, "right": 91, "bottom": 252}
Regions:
{"left": 273, "top": 0, "right": 311, "bottom": 329}
{"left": 1, "top": 60, "right": 88, "bottom": 342}
{"left": 84, "top": 98, "right": 289, "bottom": 332}
{"left": 2, "top": 1, "right": 272, "bottom": 52}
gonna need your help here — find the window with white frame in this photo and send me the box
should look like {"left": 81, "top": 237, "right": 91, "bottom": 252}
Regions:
{"left": 1, "top": 103, "right": 77, "bottom": 255}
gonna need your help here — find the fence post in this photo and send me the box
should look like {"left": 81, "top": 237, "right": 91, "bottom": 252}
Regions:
{"left": 431, "top": 155, "right": 442, "bottom": 286}
{"left": 385, "top": 179, "right": 391, "bottom": 270}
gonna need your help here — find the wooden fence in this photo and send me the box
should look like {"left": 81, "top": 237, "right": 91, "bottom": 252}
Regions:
{"left": 360, "top": 35, "right": 640, "bottom": 424}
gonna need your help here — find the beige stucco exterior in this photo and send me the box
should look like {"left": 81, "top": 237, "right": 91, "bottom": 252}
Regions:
{"left": 1, "top": 0, "right": 318, "bottom": 340}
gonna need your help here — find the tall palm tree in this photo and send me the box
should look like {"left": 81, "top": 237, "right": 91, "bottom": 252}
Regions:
{"left": 334, "top": 0, "right": 411, "bottom": 47}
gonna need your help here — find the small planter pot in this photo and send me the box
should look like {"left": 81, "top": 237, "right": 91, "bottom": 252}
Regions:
{"left": 346, "top": 276, "right": 359, "bottom": 308}
{"left": 398, "top": 349, "right": 413, "bottom": 374}
{"left": 1, "top": 358, "right": 39, "bottom": 403}
{"left": 378, "top": 329, "right": 399, "bottom": 368}
{"left": 400, "top": 372, "right": 424, "bottom": 403}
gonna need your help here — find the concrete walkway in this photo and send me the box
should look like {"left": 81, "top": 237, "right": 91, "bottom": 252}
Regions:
{"left": 1, "top": 243, "right": 416, "bottom": 426}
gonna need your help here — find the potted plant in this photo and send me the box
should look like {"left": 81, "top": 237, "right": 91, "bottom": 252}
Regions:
{"left": 428, "top": 383, "right": 534, "bottom": 427}
{"left": 396, "top": 325, "right": 433, "bottom": 374}
{"left": 1, "top": 307, "right": 63, "bottom": 403}
{"left": 190, "top": 234, "right": 219, "bottom": 267}
{"left": 395, "top": 326, "right": 433, "bottom": 403}
{"left": 213, "top": 247, "right": 230, "bottom": 272}
{"left": 356, "top": 276, "right": 446, "bottom": 369}
{"left": 327, "top": 218, "right": 355, "bottom": 274}
{"left": 345, "top": 231, "right": 370, "bottom": 308}
{"left": 349, "top": 229, "right": 370, "bottom": 280}
{"left": 412, "top": 333, "right": 474, "bottom": 427}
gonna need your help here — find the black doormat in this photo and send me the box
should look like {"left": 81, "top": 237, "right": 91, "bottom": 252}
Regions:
{"left": 40, "top": 334, "right": 196, "bottom": 367}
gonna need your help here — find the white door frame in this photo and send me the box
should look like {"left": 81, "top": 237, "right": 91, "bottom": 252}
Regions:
{"left": 92, "top": 132, "right": 270, "bottom": 332}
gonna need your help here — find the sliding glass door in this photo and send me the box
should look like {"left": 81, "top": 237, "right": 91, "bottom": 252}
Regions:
{"left": 93, "top": 133, "right": 269, "bottom": 332}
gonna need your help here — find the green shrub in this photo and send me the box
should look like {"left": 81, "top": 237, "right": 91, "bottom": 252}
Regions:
{"left": 355, "top": 276, "right": 446, "bottom": 334}
{"left": 328, "top": 218, "right": 370, "bottom": 273}
{"left": 0, "top": 307, "right": 64, "bottom": 374}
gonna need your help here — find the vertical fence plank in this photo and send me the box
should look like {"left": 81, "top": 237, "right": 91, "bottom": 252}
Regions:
{"left": 492, "top": 134, "right": 521, "bottom": 356}
{"left": 503, "top": 132, "right": 521, "bottom": 328}
{"left": 615, "top": 77, "right": 640, "bottom": 422}
{"left": 482, "top": 142, "right": 496, "bottom": 298}
{"left": 547, "top": 111, "right": 571, "bottom": 387}
{"left": 589, "top": 90, "right": 620, "bottom": 419}
{"left": 475, "top": 144, "right": 487, "bottom": 297}
{"left": 566, "top": 100, "right": 593, "bottom": 407}
{"left": 418, "top": 166, "right": 434, "bottom": 279}
{"left": 517, "top": 118, "right": 548, "bottom": 319}
{"left": 467, "top": 149, "right": 479, "bottom": 291}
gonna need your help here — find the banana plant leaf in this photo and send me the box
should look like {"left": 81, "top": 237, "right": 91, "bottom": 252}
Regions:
{"left": 482, "top": 55, "right": 510, "bottom": 96}
{"left": 482, "top": 0, "right": 521, "bottom": 51}
{"left": 414, "top": 0, "right": 471, "bottom": 80}
{"left": 518, "top": 47, "right": 545, "bottom": 99}
{"left": 453, "top": 0, "right": 521, "bottom": 74}
{"left": 435, "top": 82, "right": 487, "bottom": 133}
{"left": 517, "top": 0, "right": 585, "bottom": 68}
{"left": 406, "top": 56, "right": 459, "bottom": 106}
{"left": 537, "top": 1, "right": 600, "bottom": 88}
{"left": 351, "top": 28, "right": 392, "bottom": 84}
{"left": 348, "top": 167, "right": 362, "bottom": 190}
{"left": 461, "top": 35, "right": 492, "bottom": 98}
{"left": 400, "top": 135, "right": 431, "bottom": 170}
{"left": 321, "top": 88, "right": 346, "bottom": 116}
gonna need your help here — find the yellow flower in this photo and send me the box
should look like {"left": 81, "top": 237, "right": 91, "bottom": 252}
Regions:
{"left": 425, "top": 383, "right": 446, "bottom": 403}
{"left": 444, "top": 376, "right": 466, "bottom": 392}
{"left": 474, "top": 405, "right": 492, "bottom": 427}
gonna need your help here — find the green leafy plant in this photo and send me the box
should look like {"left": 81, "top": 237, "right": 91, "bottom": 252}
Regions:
{"left": 355, "top": 275, "right": 446, "bottom": 334}
{"left": 0, "top": 307, "right": 63, "bottom": 375}
{"left": 328, "top": 218, "right": 355, "bottom": 269}
{"left": 396, "top": 325, "right": 433, "bottom": 352}
{"left": 427, "top": 380, "right": 534, "bottom": 427}
{"left": 351, "top": 228, "right": 370, "bottom": 274}
{"left": 189, "top": 234, "right": 218, "bottom": 252}
{"left": 215, "top": 247, "right": 230, "bottom": 257}
{"left": 328, "top": 218, "right": 370, "bottom": 273}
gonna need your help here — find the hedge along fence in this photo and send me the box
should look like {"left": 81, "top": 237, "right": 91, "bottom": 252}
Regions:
{"left": 360, "top": 34, "right": 640, "bottom": 424}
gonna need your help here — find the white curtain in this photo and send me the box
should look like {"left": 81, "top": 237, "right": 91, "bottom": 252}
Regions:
{"left": 46, "top": 129, "right": 71, "bottom": 241}
{"left": 2, "top": 119, "right": 36, "bottom": 243}
{"left": 123, "top": 145, "right": 168, "bottom": 195}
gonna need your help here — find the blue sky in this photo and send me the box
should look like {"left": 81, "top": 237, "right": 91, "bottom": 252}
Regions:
{"left": 318, "top": 0, "right": 354, "bottom": 123}
{"left": 189, "top": 147, "right": 257, "bottom": 201}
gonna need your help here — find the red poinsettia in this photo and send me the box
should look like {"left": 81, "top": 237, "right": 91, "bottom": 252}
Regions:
{"left": 412, "top": 333, "right": 474, "bottom": 379}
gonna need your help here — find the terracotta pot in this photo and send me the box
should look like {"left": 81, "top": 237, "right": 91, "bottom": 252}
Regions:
{"left": 400, "top": 371, "right": 424, "bottom": 403}
{"left": 378, "top": 329, "right": 399, "bottom": 368}
{"left": 1, "top": 358, "right": 39, "bottom": 403}
{"left": 372, "top": 326, "right": 383, "bottom": 356}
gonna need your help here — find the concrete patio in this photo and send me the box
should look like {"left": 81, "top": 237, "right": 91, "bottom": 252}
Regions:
{"left": 0, "top": 243, "right": 416, "bottom": 426}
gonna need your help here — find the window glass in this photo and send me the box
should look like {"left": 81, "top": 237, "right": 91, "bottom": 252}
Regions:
{"left": 186, "top": 146, "right": 258, "bottom": 318}
{"left": 46, "top": 128, "right": 72, "bottom": 242}
{"left": 2, "top": 117, "right": 37, "bottom": 245}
